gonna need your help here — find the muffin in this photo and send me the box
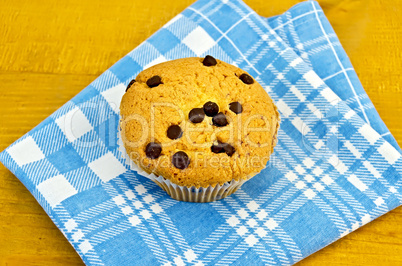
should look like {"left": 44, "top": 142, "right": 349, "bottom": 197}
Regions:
{"left": 119, "top": 56, "right": 280, "bottom": 202}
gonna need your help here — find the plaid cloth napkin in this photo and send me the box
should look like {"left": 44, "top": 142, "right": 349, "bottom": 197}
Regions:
{"left": 1, "top": 0, "right": 401, "bottom": 265}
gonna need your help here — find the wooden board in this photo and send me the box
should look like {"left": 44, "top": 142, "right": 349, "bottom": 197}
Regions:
{"left": 0, "top": 0, "right": 401, "bottom": 265}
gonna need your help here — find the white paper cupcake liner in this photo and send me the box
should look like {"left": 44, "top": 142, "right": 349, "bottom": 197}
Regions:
{"left": 117, "top": 125, "right": 249, "bottom": 202}
{"left": 151, "top": 175, "right": 247, "bottom": 202}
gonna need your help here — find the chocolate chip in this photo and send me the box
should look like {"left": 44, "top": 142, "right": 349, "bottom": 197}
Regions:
{"left": 146, "top": 75, "right": 162, "bottom": 88}
{"left": 145, "top": 142, "right": 162, "bottom": 159}
{"left": 239, "top": 73, "right": 254, "bottom": 84}
{"left": 125, "top": 79, "right": 135, "bottom": 92}
{"left": 212, "top": 112, "right": 228, "bottom": 127}
{"left": 223, "top": 144, "right": 235, "bottom": 156}
{"left": 203, "top": 55, "right": 217, "bottom": 66}
{"left": 211, "top": 143, "right": 225, "bottom": 153}
{"left": 229, "top": 102, "right": 243, "bottom": 114}
{"left": 189, "top": 108, "right": 205, "bottom": 123}
{"left": 167, "top": 125, "right": 182, "bottom": 140}
{"left": 211, "top": 142, "right": 235, "bottom": 156}
{"left": 172, "top": 151, "right": 190, "bottom": 170}
{"left": 203, "top": 101, "right": 219, "bottom": 117}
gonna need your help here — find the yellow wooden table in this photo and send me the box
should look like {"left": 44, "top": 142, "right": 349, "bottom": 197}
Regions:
{"left": 0, "top": 0, "right": 401, "bottom": 265}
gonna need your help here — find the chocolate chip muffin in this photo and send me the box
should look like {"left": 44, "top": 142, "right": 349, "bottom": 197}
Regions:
{"left": 120, "top": 56, "right": 279, "bottom": 202}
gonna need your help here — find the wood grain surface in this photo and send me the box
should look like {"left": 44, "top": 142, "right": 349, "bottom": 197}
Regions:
{"left": 0, "top": 0, "right": 401, "bottom": 265}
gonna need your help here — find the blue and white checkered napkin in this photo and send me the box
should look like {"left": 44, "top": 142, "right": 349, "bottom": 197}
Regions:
{"left": 1, "top": 0, "right": 401, "bottom": 265}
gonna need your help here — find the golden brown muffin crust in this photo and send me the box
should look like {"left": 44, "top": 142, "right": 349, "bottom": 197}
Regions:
{"left": 120, "top": 57, "right": 279, "bottom": 188}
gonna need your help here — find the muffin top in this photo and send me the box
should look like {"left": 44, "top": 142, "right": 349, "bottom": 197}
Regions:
{"left": 120, "top": 57, "right": 279, "bottom": 188}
